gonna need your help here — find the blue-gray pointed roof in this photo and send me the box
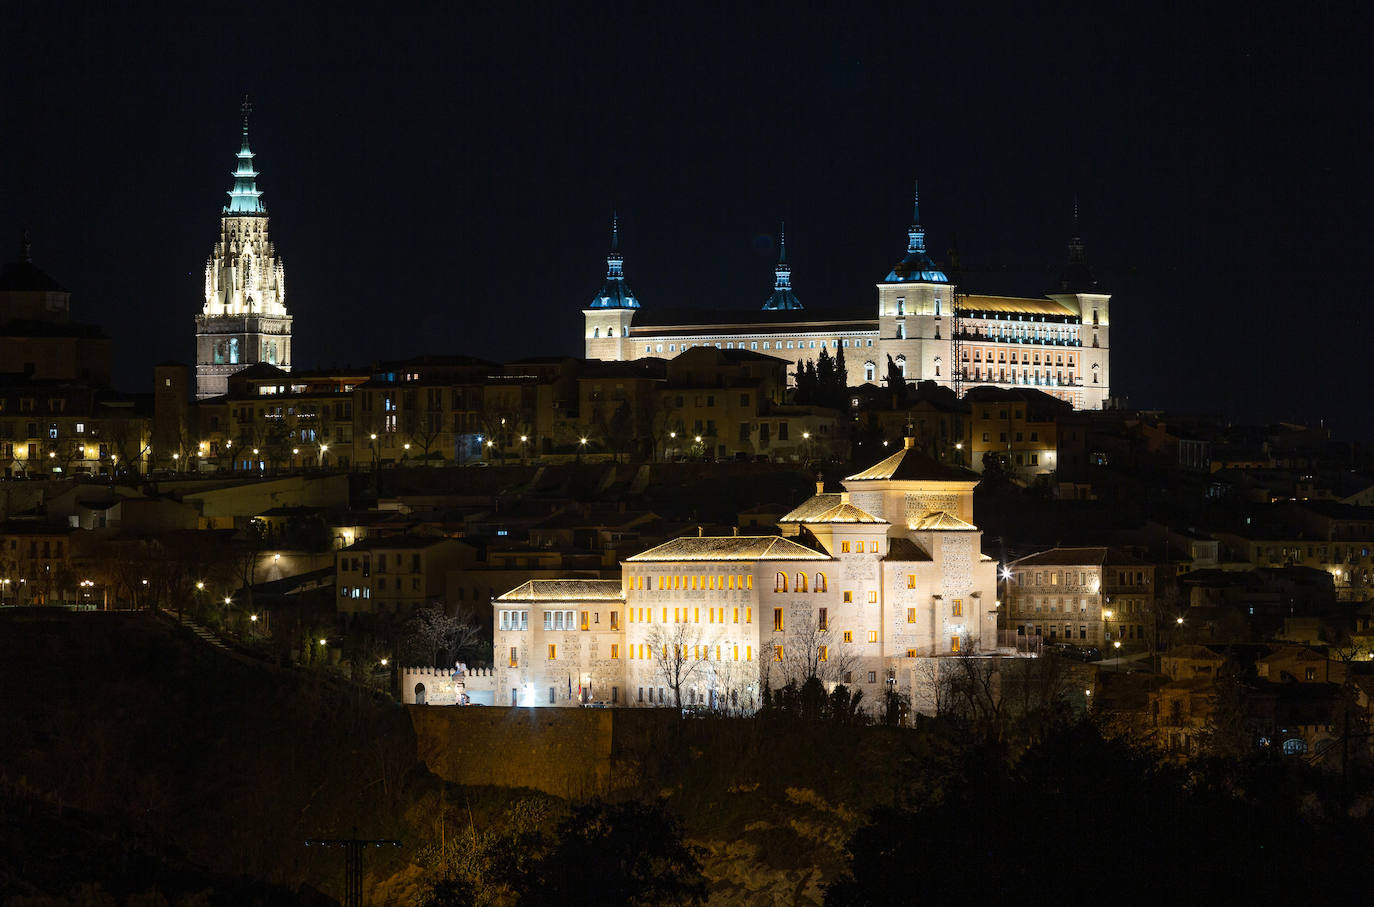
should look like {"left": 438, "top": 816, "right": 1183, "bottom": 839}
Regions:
{"left": 588, "top": 216, "right": 641, "bottom": 309}
{"left": 762, "top": 227, "right": 803, "bottom": 310}
{"left": 885, "top": 185, "right": 948, "bottom": 284}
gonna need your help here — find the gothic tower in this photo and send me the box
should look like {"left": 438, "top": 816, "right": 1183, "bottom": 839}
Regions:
{"left": 195, "top": 99, "right": 292, "bottom": 399}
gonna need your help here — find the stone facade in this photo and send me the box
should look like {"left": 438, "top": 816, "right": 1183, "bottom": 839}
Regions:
{"left": 196, "top": 114, "right": 292, "bottom": 399}
{"left": 492, "top": 439, "right": 1000, "bottom": 715}
{"left": 583, "top": 188, "right": 1111, "bottom": 410}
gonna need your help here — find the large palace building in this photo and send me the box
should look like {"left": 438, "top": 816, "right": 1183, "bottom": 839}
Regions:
{"left": 584, "top": 188, "right": 1110, "bottom": 410}
{"left": 491, "top": 437, "right": 999, "bottom": 711}
{"left": 195, "top": 103, "right": 293, "bottom": 399}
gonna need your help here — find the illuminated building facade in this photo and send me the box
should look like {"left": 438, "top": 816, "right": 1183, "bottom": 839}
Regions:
{"left": 493, "top": 438, "right": 999, "bottom": 710}
{"left": 583, "top": 187, "right": 1111, "bottom": 410}
{"left": 1006, "top": 547, "right": 1155, "bottom": 648}
{"left": 195, "top": 103, "right": 292, "bottom": 399}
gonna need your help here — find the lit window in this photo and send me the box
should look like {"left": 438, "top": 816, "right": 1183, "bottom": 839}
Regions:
{"left": 773, "top": 608, "right": 784, "bottom": 632}
{"left": 906, "top": 648, "right": 918, "bottom": 657}
{"left": 868, "top": 630, "right": 878, "bottom": 643}
{"left": 906, "top": 607, "right": 916, "bottom": 623}
{"left": 907, "top": 575, "right": 916, "bottom": 589}
{"left": 819, "top": 645, "right": 828, "bottom": 662}
{"left": 952, "top": 599, "right": 963, "bottom": 617}
{"left": 950, "top": 636, "right": 960, "bottom": 653}
{"left": 843, "top": 591, "right": 853, "bottom": 603}
{"left": 841, "top": 541, "right": 851, "bottom": 553}
{"left": 509, "top": 647, "right": 517, "bottom": 667}
{"left": 843, "top": 631, "right": 853, "bottom": 643}
{"left": 548, "top": 644, "right": 557, "bottom": 660}
{"left": 774, "top": 646, "right": 783, "bottom": 661}
{"left": 611, "top": 644, "right": 619, "bottom": 659}
{"left": 868, "top": 591, "right": 878, "bottom": 603}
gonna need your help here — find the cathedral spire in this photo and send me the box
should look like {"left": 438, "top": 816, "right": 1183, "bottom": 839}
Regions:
{"left": 588, "top": 213, "right": 639, "bottom": 309}
{"left": 763, "top": 223, "right": 802, "bottom": 310}
{"left": 225, "top": 96, "right": 265, "bottom": 214}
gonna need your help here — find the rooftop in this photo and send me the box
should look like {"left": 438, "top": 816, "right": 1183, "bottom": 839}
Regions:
{"left": 496, "top": 579, "right": 625, "bottom": 603}
{"left": 626, "top": 534, "right": 829, "bottom": 562}
{"left": 844, "top": 437, "right": 981, "bottom": 483}
{"left": 1011, "top": 546, "right": 1153, "bottom": 567}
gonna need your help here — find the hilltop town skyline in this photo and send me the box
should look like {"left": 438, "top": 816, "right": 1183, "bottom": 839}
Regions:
{"left": 4, "top": 4, "right": 1371, "bottom": 436}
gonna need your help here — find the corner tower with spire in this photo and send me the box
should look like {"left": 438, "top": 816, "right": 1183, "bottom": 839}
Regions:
{"left": 584, "top": 214, "right": 639, "bottom": 361}
{"left": 1047, "top": 200, "right": 1110, "bottom": 405}
{"left": 876, "top": 182, "right": 952, "bottom": 389}
{"left": 194, "top": 97, "right": 293, "bottom": 399}
{"left": 761, "top": 225, "right": 802, "bottom": 311}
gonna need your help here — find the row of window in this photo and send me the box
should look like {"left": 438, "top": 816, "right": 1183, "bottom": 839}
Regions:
{"left": 627, "top": 606, "right": 752, "bottom": 625}
{"left": 634, "top": 337, "right": 878, "bottom": 353}
{"left": 628, "top": 574, "right": 756, "bottom": 592}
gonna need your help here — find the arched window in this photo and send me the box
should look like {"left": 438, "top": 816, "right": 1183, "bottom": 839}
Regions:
{"left": 228, "top": 337, "right": 239, "bottom": 364}
{"left": 934, "top": 356, "right": 942, "bottom": 378}
{"left": 895, "top": 355, "right": 906, "bottom": 377}
{"left": 775, "top": 572, "right": 787, "bottom": 593}
{"left": 594, "top": 327, "right": 600, "bottom": 338}
{"left": 815, "top": 573, "right": 827, "bottom": 592}
{"left": 896, "top": 322, "right": 905, "bottom": 340}
{"left": 795, "top": 573, "right": 808, "bottom": 592}
{"left": 864, "top": 361, "right": 876, "bottom": 382}
{"left": 608, "top": 327, "right": 615, "bottom": 337}
{"left": 414, "top": 683, "right": 426, "bottom": 705}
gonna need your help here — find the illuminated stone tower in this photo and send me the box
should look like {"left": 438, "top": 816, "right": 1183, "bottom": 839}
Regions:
{"left": 583, "top": 215, "right": 640, "bottom": 361}
{"left": 195, "top": 98, "right": 292, "bottom": 399}
{"left": 876, "top": 183, "right": 951, "bottom": 385}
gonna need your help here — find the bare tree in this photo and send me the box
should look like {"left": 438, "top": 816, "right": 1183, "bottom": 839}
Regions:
{"left": 403, "top": 604, "right": 486, "bottom": 667}
{"left": 780, "top": 611, "right": 858, "bottom": 687}
{"left": 643, "top": 621, "right": 722, "bottom": 709}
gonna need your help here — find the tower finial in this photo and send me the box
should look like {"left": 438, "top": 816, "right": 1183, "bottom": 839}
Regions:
{"left": 913, "top": 180, "right": 921, "bottom": 225}
{"left": 1073, "top": 194, "right": 1080, "bottom": 235}
{"left": 241, "top": 94, "right": 252, "bottom": 139}
{"left": 19, "top": 229, "right": 32, "bottom": 264}
{"left": 779, "top": 221, "right": 786, "bottom": 264}
{"left": 611, "top": 211, "right": 619, "bottom": 251}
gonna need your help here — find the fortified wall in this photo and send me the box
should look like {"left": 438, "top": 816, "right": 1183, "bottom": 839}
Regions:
{"left": 401, "top": 666, "right": 497, "bottom": 705}
{"left": 408, "top": 706, "right": 616, "bottom": 798}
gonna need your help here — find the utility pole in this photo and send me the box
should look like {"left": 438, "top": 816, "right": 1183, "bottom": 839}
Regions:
{"left": 305, "top": 828, "right": 401, "bottom": 907}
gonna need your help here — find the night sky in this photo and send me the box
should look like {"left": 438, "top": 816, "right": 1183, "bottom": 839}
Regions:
{"left": 3, "top": 5, "right": 1371, "bottom": 435}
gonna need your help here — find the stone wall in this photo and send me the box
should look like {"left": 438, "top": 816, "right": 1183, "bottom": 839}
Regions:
{"left": 408, "top": 705, "right": 616, "bottom": 798}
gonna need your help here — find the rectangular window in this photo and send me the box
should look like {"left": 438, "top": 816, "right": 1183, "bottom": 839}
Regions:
{"left": 610, "top": 611, "right": 619, "bottom": 630}
{"left": 818, "top": 608, "right": 828, "bottom": 630}
{"left": 580, "top": 611, "right": 589, "bottom": 630}
{"left": 841, "top": 541, "right": 851, "bottom": 553}
{"left": 906, "top": 607, "right": 917, "bottom": 623}
{"left": 867, "top": 671, "right": 876, "bottom": 683}
{"left": 746, "top": 645, "right": 752, "bottom": 661}
{"left": 774, "top": 646, "right": 784, "bottom": 661}
{"left": 509, "top": 647, "right": 517, "bottom": 667}
{"left": 819, "top": 645, "right": 828, "bottom": 662}
{"left": 868, "top": 591, "right": 878, "bottom": 603}
{"left": 733, "top": 607, "right": 739, "bottom": 623}
{"left": 773, "top": 608, "right": 784, "bottom": 632}
{"left": 548, "top": 644, "right": 557, "bottom": 660}
{"left": 868, "top": 630, "right": 878, "bottom": 643}
{"left": 843, "top": 631, "right": 853, "bottom": 643}
{"left": 952, "top": 599, "right": 963, "bottom": 617}
{"left": 951, "top": 636, "right": 960, "bottom": 653}
{"left": 907, "top": 574, "right": 916, "bottom": 589}
{"left": 746, "top": 607, "right": 752, "bottom": 624}
{"left": 843, "top": 591, "right": 853, "bottom": 603}
{"left": 611, "top": 644, "right": 619, "bottom": 659}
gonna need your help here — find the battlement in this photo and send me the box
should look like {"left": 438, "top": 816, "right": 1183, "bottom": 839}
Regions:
{"left": 401, "top": 665, "right": 497, "bottom": 705}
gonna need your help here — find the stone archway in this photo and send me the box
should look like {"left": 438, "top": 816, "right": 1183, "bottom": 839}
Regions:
{"left": 414, "top": 682, "right": 426, "bottom": 705}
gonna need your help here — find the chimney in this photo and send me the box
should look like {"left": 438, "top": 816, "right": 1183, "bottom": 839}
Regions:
{"left": 697, "top": 525, "right": 703, "bottom": 537}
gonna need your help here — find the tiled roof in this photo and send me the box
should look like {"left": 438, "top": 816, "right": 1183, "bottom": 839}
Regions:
{"left": 910, "top": 510, "right": 977, "bottom": 531}
{"left": 625, "top": 535, "right": 830, "bottom": 562}
{"left": 496, "top": 579, "right": 625, "bottom": 603}
{"left": 780, "top": 495, "right": 885, "bottom": 524}
{"left": 779, "top": 494, "right": 843, "bottom": 522}
{"left": 845, "top": 439, "right": 980, "bottom": 483}
{"left": 958, "top": 295, "right": 1078, "bottom": 317}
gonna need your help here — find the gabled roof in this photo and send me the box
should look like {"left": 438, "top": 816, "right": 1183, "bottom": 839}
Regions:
{"left": 801, "top": 502, "right": 886, "bottom": 524}
{"left": 910, "top": 510, "right": 977, "bottom": 531}
{"left": 496, "top": 579, "right": 625, "bottom": 603}
{"left": 845, "top": 438, "right": 980, "bottom": 483}
{"left": 779, "top": 494, "right": 843, "bottom": 523}
{"left": 625, "top": 535, "right": 830, "bottom": 562}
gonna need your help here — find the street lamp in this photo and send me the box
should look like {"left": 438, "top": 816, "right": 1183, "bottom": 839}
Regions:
{"left": 1113, "top": 639, "right": 1122, "bottom": 672}
{"left": 319, "top": 443, "right": 328, "bottom": 468}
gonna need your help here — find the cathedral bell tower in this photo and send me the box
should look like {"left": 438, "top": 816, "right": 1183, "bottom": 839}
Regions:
{"left": 195, "top": 98, "right": 293, "bottom": 399}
